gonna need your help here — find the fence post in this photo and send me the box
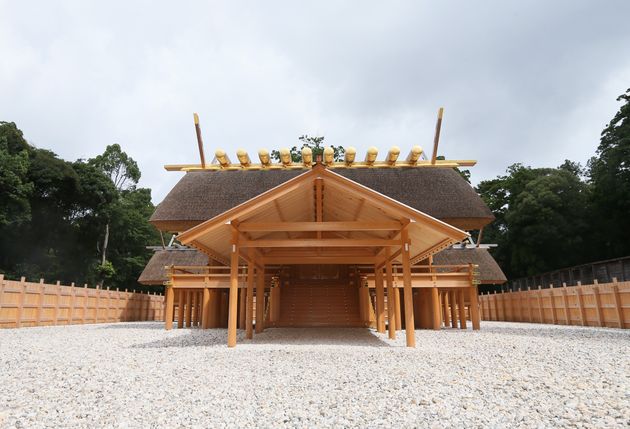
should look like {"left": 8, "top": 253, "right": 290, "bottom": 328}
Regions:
{"left": 0, "top": 274, "right": 5, "bottom": 313}
{"left": 68, "top": 284, "right": 75, "bottom": 325}
{"left": 537, "top": 286, "right": 544, "bottom": 323}
{"left": 36, "top": 279, "right": 45, "bottom": 325}
{"left": 54, "top": 281, "right": 61, "bottom": 325}
{"left": 527, "top": 287, "right": 533, "bottom": 322}
{"left": 576, "top": 283, "right": 586, "bottom": 326}
{"left": 611, "top": 279, "right": 624, "bottom": 329}
{"left": 93, "top": 284, "right": 100, "bottom": 324}
{"left": 562, "top": 283, "right": 570, "bottom": 325}
{"left": 16, "top": 277, "right": 27, "bottom": 328}
{"left": 592, "top": 286, "right": 604, "bottom": 327}
{"left": 81, "top": 283, "right": 87, "bottom": 324}
{"left": 549, "top": 284, "right": 557, "bottom": 325}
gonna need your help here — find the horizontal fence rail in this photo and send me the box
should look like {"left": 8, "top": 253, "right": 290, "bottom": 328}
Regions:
{"left": 0, "top": 274, "right": 165, "bottom": 329}
{"left": 479, "top": 280, "right": 629, "bottom": 329}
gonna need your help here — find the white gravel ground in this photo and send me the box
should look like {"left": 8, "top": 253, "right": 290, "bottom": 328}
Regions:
{"left": 0, "top": 322, "right": 628, "bottom": 428}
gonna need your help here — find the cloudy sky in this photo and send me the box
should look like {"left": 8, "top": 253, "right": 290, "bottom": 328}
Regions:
{"left": 2, "top": 1, "right": 629, "bottom": 202}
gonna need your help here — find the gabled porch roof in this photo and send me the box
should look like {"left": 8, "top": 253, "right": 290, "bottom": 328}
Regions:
{"left": 176, "top": 164, "right": 469, "bottom": 266}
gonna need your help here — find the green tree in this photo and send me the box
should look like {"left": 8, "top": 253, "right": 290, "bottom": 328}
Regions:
{"left": 477, "top": 162, "right": 589, "bottom": 278}
{"left": 0, "top": 122, "right": 33, "bottom": 226}
{"left": 88, "top": 144, "right": 142, "bottom": 286}
{"left": 271, "top": 135, "right": 345, "bottom": 162}
{"left": 588, "top": 88, "right": 630, "bottom": 259}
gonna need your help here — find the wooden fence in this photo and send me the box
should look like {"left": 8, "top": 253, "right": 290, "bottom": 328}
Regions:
{"left": 0, "top": 274, "right": 165, "bottom": 329}
{"left": 479, "top": 280, "right": 630, "bottom": 329}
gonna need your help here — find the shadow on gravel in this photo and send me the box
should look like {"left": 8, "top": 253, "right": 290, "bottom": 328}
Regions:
{"left": 98, "top": 322, "right": 164, "bottom": 330}
{"left": 131, "top": 327, "right": 391, "bottom": 349}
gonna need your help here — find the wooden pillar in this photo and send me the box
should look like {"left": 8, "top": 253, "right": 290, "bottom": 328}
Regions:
{"left": 256, "top": 266, "right": 265, "bottom": 333}
{"left": 443, "top": 291, "right": 451, "bottom": 327}
{"left": 469, "top": 286, "right": 481, "bottom": 330}
{"left": 227, "top": 228, "right": 240, "bottom": 348}
{"left": 458, "top": 289, "right": 467, "bottom": 329}
{"left": 238, "top": 286, "right": 246, "bottom": 330}
{"left": 612, "top": 283, "right": 625, "bottom": 329}
{"left": 416, "top": 289, "right": 432, "bottom": 328}
{"left": 209, "top": 289, "right": 220, "bottom": 328}
{"left": 165, "top": 286, "right": 174, "bottom": 330}
{"left": 431, "top": 287, "right": 441, "bottom": 330}
{"left": 385, "top": 258, "right": 396, "bottom": 339}
{"left": 177, "top": 289, "right": 185, "bottom": 328}
{"left": 592, "top": 286, "right": 604, "bottom": 327}
{"left": 394, "top": 287, "right": 402, "bottom": 330}
{"left": 374, "top": 266, "right": 385, "bottom": 333}
{"left": 245, "top": 262, "right": 255, "bottom": 339}
{"left": 401, "top": 229, "right": 415, "bottom": 347}
{"left": 269, "top": 285, "right": 280, "bottom": 324}
{"left": 201, "top": 288, "right": 210, "bottom": 329}
{"left": 449, "top": 290, "right": 457, "bottom": 328}
{"left": 185, "top": 290, "right": 193, "bottom": 328}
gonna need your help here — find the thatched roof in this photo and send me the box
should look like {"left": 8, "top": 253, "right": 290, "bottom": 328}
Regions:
{"left": 150, "top": 168, "right": 494, "bottom": 232}
{"left": 138, "top": 247, "right": 506, "bottom": 285}
{"left": 432, "top": 248, "right": 507, "bottom": 284}
{"left": 137, "top": 249, "right": 208, "bottom": 285}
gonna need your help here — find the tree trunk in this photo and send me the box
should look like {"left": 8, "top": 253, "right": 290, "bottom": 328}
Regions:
{"left": 98, "top": 222, "right": 110, "bottom": 287}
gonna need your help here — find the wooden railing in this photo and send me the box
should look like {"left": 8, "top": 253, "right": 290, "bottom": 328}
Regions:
{"left": 0, "top": 275, "right": 164, "bottom": 329}
{"left": 361, "top": 264, "right": 477, "bottom": 289}
{"left": 479, "top": 280, "right": 629, "bottom": 329}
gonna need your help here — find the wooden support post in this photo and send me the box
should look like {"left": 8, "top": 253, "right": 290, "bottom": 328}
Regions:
{"left": 272, "top": 286, "right": 281, "bottom": 323}
{"left": 209, "top": 289, "right": 219, "bottom": 328}
{"left": 191, "top": 291, "right": 197, "bottom": 326}
{"left": 527, "top": 288, "right": 533, "bottom": 322}
{"left": 592, "top": 286, "right": 604, "bottom": 327}
{"left": 431, "top": 287, "right": 441, "bottom": 330}
{"left": 201, "top": 288, "right": 210, "bottom": 329}
{"left": 36, "top": 280, "right": 45, "bottom": 325}
{"left": 394, "top": 287, "right": 402, "bottom": 331}
{"left": 374, "top": 265, "right": 385, "bottom": 333}
{"left": 562, "top": 283, "right": 571, "bottom": 325}
{"left": 401, "top": 229, "right": 416, "bottom": 347}
{"left": 256, "top": 266, "right": 265, "bottom": 333}
{"left": 165, "top": 286, "right": 174, "bottom": 330}
{"left": 54, "top": 281, "right": 61, "bottom": 325}
{"left": 246, "top": 262, "right": 255, "bottom": 339}
{"left": 443, "top": 291, "right": 450, "bottom": 327}
{"left": 177, "top": 289, "right": 185, "bottom": 328}
{"left": 238, "top": 285, "right": 247, "bottom": 330}
{"left": 269, "top": 285, "right": 278, "bottom": 324}
{"left": 186, "top": 290, "right": 193, "bottom": 328}
{"left": 227, "top": 228, "right": 240, "bottom": 347}
{"left": 469, "top": 286, "right": 481, "bottom": 330}
{"left": 449, "top": 291, "right": 457, "bottom": 328}
{"left": 385, "top": 258, "right": 396, "bottom": 339}
{"left": 458, "top": 289, "right": 467, "bottom": 329}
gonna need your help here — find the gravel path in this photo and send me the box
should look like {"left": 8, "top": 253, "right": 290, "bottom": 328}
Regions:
{"left": 0, "top": 322, "right": 628, "bottom": 428}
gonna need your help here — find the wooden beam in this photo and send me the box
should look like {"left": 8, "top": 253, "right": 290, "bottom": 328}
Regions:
{"left": 401, "top": 229, "right": 416, "bottom": 347}
{"left": 227, "top": 228, "right": 239, "bottom": 347}
{"left": 375, "top": 264, "right": 385, "bottom": 333}
{"left": 193, "top": 113, "right": 206, "bottom": 168}
{"left": 431, "top": 107, "right": 444, "bottom": 165}
{"left": 262, "top": 256, "right": 378, "bottom": 265}
{"left": 241, "top": 238, "right": 401, "bottom": 248}
{"left": 237, "top": 221, "right": 403, "bottom": 232}
{"left": 385, "top": 254, "right": 396, "bottom": 339}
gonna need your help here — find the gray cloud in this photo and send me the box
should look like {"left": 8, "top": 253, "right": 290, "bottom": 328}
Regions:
{"left": 1, "top": 0, "right": 629, "bottom": 202}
